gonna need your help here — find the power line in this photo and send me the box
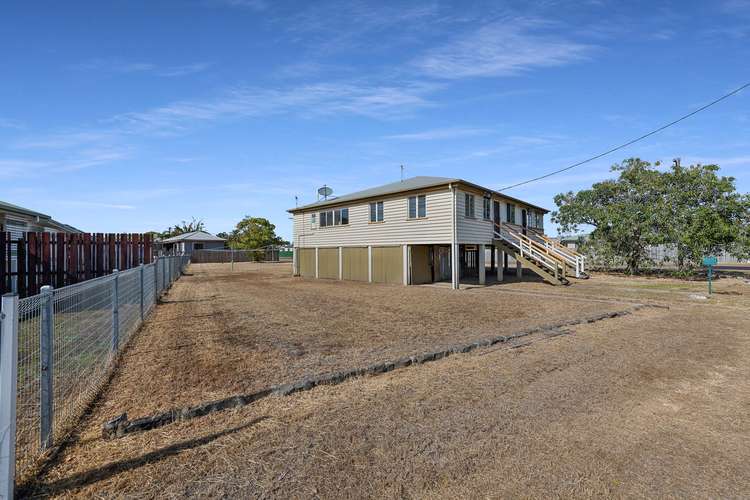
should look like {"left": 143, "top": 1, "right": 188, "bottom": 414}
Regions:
{"left": 498, "top": 81, "right": 750, "bottom": 192}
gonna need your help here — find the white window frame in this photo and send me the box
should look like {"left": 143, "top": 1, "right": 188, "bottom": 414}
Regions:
{"left": 483, "top": 197, "right": 491, "bottom": 220}
{"left": 408, "top": 194, "right": 427, "bottom": 219}
{"left": 319, "top": 208, "right": 349, "bottom": 227}
{"left": 369, "top": 201, "right": 384, "bottom": 222}
{"left": 464, "top": 193, "right": 475, "bottom": 218}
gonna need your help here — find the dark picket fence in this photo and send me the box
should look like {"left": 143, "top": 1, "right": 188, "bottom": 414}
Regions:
{"left": 0, "top": 232, "right": 153, "bottom": 297}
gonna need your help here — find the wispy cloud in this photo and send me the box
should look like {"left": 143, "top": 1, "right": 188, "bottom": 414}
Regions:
{"left": 57, "top": 200, "right": 136, "bottom": 210}
{"left": 111, "top": 81, "right": 436, "bottom": 135}
{"left": 384, "top": 127, "right": 492, "bottom": 141}
{"left": 69, "top": 58, "right": 212, "bottom": 77}
{"left": 0, "top": 118, "right": 24, "bottom": 130}
{"left": 413, "top": 19, "right": 593, "bottom": 79}
{"left": 211, "top": 0, "right": 268, "bottom": 10}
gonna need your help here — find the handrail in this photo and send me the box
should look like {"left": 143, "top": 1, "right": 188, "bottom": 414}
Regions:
{"left": 494, "top": 224, "right": 565, "bottom": 278}
{"left": 528, "top": 231, "right": 585, "bottom": 277}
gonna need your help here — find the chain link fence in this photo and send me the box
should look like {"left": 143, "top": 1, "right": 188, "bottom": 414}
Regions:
{"left": 2, "top": 254, "right": 190, "bottom": 486}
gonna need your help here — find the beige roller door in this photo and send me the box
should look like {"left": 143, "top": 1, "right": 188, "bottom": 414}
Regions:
{"left": 298, "top": 248, "right": 316, "bottom": 277}
{"left": 342, "top": 247, "right": 368, "bottom": 281}
{"left": 410, "top": 245, "right": 432, "bottom": 285}
{"left": 318, "top": 248, "right": 339, "bottom": 279}
{"left": 372, "top": 246, "right": 402, "bottom": 284}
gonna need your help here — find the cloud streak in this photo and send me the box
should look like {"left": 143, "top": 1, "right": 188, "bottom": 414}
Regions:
{"left": 69, "top": 59, "right": 212, "bottom": 77}
{"left": 413, "top": 19, "right": 593, "bottom": 79}
{"left": 383, "top": 127, "right": 493, "bottom": 141}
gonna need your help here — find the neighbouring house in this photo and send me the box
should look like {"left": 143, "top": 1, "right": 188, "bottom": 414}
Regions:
{"left": 159, "top": 230, "right": 226, "bottom": 254}
{"left": 1, "top": 200, "right": 82, "bottom": 237}
{"left": 289, "top": 176, "right": 585, "bottom": 288}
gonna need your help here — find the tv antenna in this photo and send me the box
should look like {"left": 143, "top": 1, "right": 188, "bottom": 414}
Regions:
{"left": 400, "top": 164, "right": 405, "bottom": 182}
{"left": 317, "top": 185, "right": 333, "bottom": 201}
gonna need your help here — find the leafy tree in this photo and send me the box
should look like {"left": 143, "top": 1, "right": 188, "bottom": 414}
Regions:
{"left": 662, "top": 161, "right": 750, "bottom": 270}
{"left": 159, "top": 217, "right": 205, "bottom": 239}
{"left": 553, "top": 158, "right": 750, "bottom": 274}
{"left": 553, "top": 158, "right": 666, "bottom": 274}
{"left": 227, "top": 216, "right": 286, "bottom": 249}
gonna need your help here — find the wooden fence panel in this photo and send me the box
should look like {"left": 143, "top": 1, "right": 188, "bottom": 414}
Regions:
{"left": 1, "top": 232, "right": 156, "bottom": 297}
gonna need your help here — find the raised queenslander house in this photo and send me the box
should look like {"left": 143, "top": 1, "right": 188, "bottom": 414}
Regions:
{"left": 289, "top": 176, "right": 586, "bottom": 289}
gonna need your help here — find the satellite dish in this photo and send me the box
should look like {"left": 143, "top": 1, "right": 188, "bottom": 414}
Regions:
{"left": 317, "top": 185, "right": 334, "bottom": 200}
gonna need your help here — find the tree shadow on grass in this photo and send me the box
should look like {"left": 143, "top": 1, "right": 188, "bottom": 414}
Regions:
{"left": 24, "top": 416, "right": 268, "bottom": 497}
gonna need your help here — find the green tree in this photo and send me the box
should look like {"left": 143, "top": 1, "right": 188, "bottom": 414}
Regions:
{"left": 227, "top": 216, "right": 286, "bottom": 249}
{"left": 160, "top": 217, "right": 205, "bottom": 239}
{"left": 552, "top": 158, "right": 668, "bottom": 274}
{"left": 553, "top": 158, "right": 750, "bottom": 274}
{"left": 662, "top": 161, "right": 750, "bottom": 270}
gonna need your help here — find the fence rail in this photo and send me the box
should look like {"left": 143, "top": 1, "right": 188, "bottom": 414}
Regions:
{"left": 190, "top": 247, "right": 289, "bottom": 263}
{"left": 0, "top": 232, "right": 154, "bottom": 298}
{"left": 0, "top": 254, "right": 190, "bottom": 493}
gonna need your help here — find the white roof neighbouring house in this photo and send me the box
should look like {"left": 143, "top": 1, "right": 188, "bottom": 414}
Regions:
{"left": 160, "top": 230, "right": 226, "bottom": 244}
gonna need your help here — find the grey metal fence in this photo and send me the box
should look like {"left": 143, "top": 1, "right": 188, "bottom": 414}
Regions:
{"left": 3, "top": 254, "right": 190, "bottom": 484}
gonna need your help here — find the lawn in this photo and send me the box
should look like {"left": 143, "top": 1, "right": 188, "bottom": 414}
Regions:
{"left": 21, "top": 262, "right": 750, "bottom": 498}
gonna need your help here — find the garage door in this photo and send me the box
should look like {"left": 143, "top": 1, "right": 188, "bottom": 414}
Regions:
{"left": 318, "top": 248, "right": 339, "bottom": 279}
{"left": 342, "top": 247, "right": 368, "bottom": 281}
{"left": 372, "top": 246, "right": 402, "bottom": 284}
{"left": 410, "top": 245, "right": 432, "bottom": 285}
{"left": 298, "top": 248, "right": 316, "bottom": 277}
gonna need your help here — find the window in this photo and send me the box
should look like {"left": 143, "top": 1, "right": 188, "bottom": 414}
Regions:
{"left": 311, "top": 213, "right": 316, "bottom": 226}
{"left": 506, "top": 203, "right": 516, "bottom": 224}
{"left": 408, "top": 195, "right": 426, "bottom": 219}
{"left": 319, "top": 208, "right": 348, "bottom": 227}
{"left": 369, "top": 201, "right": 384, "bottom": 222}
{"left": 464, "top": 193, "right": 475, "bottom": 218}
{"left": 483, "top": 197, "right": 491, "bottom": 220}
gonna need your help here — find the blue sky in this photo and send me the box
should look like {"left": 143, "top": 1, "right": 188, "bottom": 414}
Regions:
{"left": 1, "top": 0, "right": 749, "bottom": 239}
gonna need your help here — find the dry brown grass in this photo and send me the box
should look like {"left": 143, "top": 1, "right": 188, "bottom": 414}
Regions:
{"left": 22, "top": 263, "right": 750, "bottom": 498}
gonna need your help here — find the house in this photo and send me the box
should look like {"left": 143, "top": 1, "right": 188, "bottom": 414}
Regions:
{"left": 159, "top": 230, "right": 226, "bottom": 254}
{"left": 1, "top": 200, "right": 83, "bottom": 237}
{"left": 289, "top": 176, "right": 585, "bottom": 288}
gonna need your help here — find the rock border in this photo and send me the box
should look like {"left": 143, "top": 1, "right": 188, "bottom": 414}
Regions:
{"left": 103, "top": 305, "right": 652, "bottom": 439}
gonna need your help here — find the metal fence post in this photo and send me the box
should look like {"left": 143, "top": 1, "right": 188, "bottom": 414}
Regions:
{"left": 1, "top": 293, "right": 19, "bottom": 500}
{"left": 111, "top": 270, "right": 119, "bottom": 353}
{"left": 40, "top": 285, "right": 54, "bottom": 451}
{"left": 162, "top": 257, "right": 167, "bottom": 291}
{"left": 139, "top": 264, "right": 144, "bottom": 322}
{"left": 154, "top": 258, "right": 159, "bottom": 299}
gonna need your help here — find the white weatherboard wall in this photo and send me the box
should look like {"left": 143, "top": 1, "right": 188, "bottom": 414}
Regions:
{"left": 456, "top": 190, "right": 494, "bottom": 244}
{"left": 294, "top": 189, "right": 454, "bottom": 247}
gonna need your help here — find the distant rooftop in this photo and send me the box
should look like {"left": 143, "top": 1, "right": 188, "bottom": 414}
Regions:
{"left": 161, "top": 230, "right": 226, "bottom": 243}
{"left": 289, "top": 176, "right": 548, "bottom": 213}
{"left": 1, "top": 200, "right": 83, "bottom": 233}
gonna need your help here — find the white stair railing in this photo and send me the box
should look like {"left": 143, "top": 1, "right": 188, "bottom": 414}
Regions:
{"left": 530, "top": 232, "right": 585, "bottom": 278}
{"left": 494, "top": 225, "right": 565, "bottom": 280}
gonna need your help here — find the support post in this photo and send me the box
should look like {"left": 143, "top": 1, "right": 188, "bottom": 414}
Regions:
{"left": 231, "top": 248, "right": 234, "bottom": 273}
{"left": 478, "top": 244, "right": 486, "bottom": 285}
{"left": 139, "top": 265, "right": 145, "bottom": 322}
{"left": 338, "top": 246, "right": 343, "bottom": 281}
{"left": 111, "top": 270, "right": 119, "bottom": 353}
{"left": 403, "top": 245, "right": 409, "bottom": 286}
{"left": 40, "top": 285, "right": 54, "bottom": 451}
{"left": 490, "top": 244, "right": 495, "bottom": 273}
{"left": 1, "top": 294, "right": 19, "bottom": 500}
{"left": 292, "top": 247, "right": 299, "bottom": 276}
{"left": 451, "top": 243, "right": 460, "bottom": 290}
{"left": 367, "top": 246, "right": 373, "bottom": 283}
{"left": 161, "top": 256, "right": 166, "bottom": 291}
{"left": 497, "top": 250, "right": 504, "bottom": 282}
{"left": 314, "top": 248, "right": 319, "bottom": 279}
{"left": 516, "top": 259, "right": 522, "bottom": 278}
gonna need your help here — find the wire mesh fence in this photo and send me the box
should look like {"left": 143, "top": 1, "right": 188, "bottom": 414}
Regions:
{"left": 4, "top": 254, "right": 190, "bottom": 483}
{"left": 191, "top": 247, "right": 292, "bottom": 264}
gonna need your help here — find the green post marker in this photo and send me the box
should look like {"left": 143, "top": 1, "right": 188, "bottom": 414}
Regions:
{"left": 702, "top": 256, "right": 717, "bottom": 296}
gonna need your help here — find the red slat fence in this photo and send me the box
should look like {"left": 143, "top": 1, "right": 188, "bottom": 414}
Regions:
{"left": 0, "top": 232, "right": 153, "bottom": 297}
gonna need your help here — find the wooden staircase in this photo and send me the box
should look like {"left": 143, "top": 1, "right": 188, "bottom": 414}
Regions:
{"left": 529, "top": 231, "right": 588, "bottom": 279}
{"left": 493, "top": 224, "right": 570, "bottom": 286}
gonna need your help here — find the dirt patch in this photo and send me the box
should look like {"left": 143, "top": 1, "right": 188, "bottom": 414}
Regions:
{"left": 74, "top": 263, "right": 631, "bottom": 421}
{"left": 22, "top": 263, "right": 750, "bottom": 497}
{"left": 27, "top": 302, "right": 750, "bottom": 498}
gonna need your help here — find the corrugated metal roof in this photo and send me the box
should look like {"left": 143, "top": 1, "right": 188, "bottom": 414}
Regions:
{"left": 0, "top": 200, "right": 51, "bottom": 219}
{"left": 288, "top": 176, "right": 549, "bottom": 213}
{"left": 161, "top": 230, "right": 226, "bottom": 243}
